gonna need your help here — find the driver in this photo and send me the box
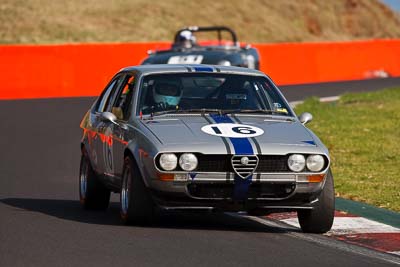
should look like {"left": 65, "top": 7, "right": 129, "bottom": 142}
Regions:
{"left": 176, "top": 30, "right": 196, "bottom": 49}
{"left": 152, "top": 79, "right": 183, "bottom": 110}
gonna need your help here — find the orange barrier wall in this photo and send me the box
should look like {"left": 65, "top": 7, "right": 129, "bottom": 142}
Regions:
{"left": 0, "top": 42, "right": 170, "bottom": 99}
{"left": 256, "top": 40, "right": 400, "bottom": 85}
{"left": 1, "top": 39, "right": 400, "bottom": 99}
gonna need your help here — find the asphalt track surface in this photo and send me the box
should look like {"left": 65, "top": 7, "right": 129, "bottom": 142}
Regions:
{"left": 1, "top": 78, "right": 400, "bottom": 267}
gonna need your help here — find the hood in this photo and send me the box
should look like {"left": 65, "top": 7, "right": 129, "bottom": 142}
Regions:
{"left": 141, "top": 115, "right": 322, "bottom": 155}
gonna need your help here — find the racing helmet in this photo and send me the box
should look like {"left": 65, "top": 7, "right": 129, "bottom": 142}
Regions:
{"left": 177, "top": 30, "right": 196, "bottom": 48}
{"left": 153, "top": 79, "right": 183, "bottom": 106}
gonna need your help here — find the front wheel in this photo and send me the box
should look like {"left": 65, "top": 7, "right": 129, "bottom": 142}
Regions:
{"left": 120, "top": 156, "right": 155, "bottom": 225}
{"left": 297, "top": 169, "right": 335, "bottom": 233}
{"left": 79, "top": 153, "right": 111, "bottom": 210}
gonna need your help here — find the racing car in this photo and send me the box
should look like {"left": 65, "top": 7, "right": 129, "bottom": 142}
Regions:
{"left": 141, "top": 26, "right": 260, "bottom": 69}
{"left": 79, "top": 64, "right": 335, "bottom": 233}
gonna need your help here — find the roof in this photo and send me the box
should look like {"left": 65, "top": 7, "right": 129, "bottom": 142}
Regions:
{"left": 119, "top": 64, "right": 265, "bottom": 76}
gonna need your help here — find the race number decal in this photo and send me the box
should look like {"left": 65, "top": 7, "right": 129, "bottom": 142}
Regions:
{"left": 168, "top": 55, "right": 204, "bottom": 64}
{"left": 201, "top": 123, "right": 264, "bottom": 138}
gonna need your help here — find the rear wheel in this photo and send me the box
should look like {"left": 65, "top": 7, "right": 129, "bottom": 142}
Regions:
{"left": 120, "top": 156, "right": 155, "bottom": 225}
{"left": 297, "top": 169, "right": 335, "bottom": 233}
{"left": 79, "top": 152, "right": 111, "bottom": 210}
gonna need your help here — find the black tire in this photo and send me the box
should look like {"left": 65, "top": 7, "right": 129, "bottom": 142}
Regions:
{"left": 79, "top": 152, "right": 111, "bottom": 210}
{"left": 120, "top": 156, "right": 155, "bottom": 225}
{"left": 297, "top": 169, "right": 335, "bottom": 233}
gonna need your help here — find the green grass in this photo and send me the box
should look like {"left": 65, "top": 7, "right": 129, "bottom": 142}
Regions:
{"left": 295, "top": 88, "right": 400, "bottom": 212}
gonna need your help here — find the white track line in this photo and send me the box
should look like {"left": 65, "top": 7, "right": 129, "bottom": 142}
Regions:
{"left": 289, "top": 95, "right": 340, "bottom": 108}
{"left": 281, "top": 217, "right": 400, "bottom": 235}
{"left": 225, "top": 213, "right": 400, "bottom": 265}
{"left": 289, "top": 100, "right": 303, "bottom": 108}
{"left": 320, "top": 96, "right": 340, "bottom": 102}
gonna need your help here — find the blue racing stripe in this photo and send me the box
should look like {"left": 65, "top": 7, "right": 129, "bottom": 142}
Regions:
{"left": 209, "top": 114, "right": 253, "bottom": 155}
{"left": 209, "top": 114, "right": 253, "bottom": 200}
{"left": 209, "top": 114, "right": 231, "bottom": 123}
{"left": 230, "top": 138, "right": 253, "bottom": 155}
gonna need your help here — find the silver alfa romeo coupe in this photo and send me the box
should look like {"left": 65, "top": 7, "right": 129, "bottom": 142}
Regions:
{"left": 79, "top": 64, "right": 334, "bottom": 233}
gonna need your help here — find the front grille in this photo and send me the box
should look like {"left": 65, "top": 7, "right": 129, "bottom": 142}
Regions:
{"left": 231, "top": 155, "right": 258, "bottom": 178}
{"left": 256, "top": 155, "right": 290, "bottom": 172}
{"left": 196, "top": 155, "right": 231, "bottom": 172}
{"left": 196, "top": 154, "right": 289, "bottom": 173}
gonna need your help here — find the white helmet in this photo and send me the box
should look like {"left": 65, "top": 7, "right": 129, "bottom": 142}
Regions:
{"left": 153, "top": 79, "right": 183, "bottom": 106}
{"left": 178, "top": 30, "right": 196, "bottom": 48}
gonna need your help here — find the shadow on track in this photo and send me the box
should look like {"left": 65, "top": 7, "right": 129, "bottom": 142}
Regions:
{"left": 1, "top": 197, "right": 292, "bottom": 233}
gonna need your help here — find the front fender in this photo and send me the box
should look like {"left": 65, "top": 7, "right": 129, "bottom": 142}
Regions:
{"left": 124, "top": 132, "right": 159, "bottom": 188}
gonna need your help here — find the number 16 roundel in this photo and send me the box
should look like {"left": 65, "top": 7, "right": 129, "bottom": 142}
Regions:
{"left": 201, "top": 123, "right": 264, "bottom": 138}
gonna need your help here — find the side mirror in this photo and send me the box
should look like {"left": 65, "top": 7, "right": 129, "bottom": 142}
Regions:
{"left": 100, "top": 112, "right": 117, "bottom": 123}
{"left": 100, "top": 112, "right": 129, "bottom": 130}
{"left": 298, "top": 112, "right": 313, "bottom": 125}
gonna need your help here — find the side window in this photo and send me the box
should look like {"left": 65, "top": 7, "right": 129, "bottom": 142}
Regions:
{"left": 259, "top": 81, "right": 291, "bottom": 115}
{"left": 111, "top": 75, "right": 135, "bottom": 121}
{"left": 96, "top": 78, "right": 119, "bottom": 112}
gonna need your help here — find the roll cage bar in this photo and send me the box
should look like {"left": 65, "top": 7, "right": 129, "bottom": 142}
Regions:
{"left": 173, "top": 26, "right": 239, "bottom": 47}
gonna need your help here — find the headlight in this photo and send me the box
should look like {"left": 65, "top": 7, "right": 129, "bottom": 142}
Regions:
{"left": 179, "top": 153, "right": 198, "bottom": 171}
{"left": 306, "top": 155, "right": 325, "bottom": 172}
{"left": 159, "top": 153, "right": 177, "bottom": 171}
{"left": 288, "top": 154, "right": 305, "bottom": 172}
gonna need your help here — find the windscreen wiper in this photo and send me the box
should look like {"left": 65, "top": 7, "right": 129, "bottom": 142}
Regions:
{"left": 152, "top": 108, "right": 223, "bottom": 116}
{"left": 222, "top": 109, "right": 288, "bottom": 115}
{"left": 152, "top": 108, "right": 291, "bottom": 116}
{"left": 182, "top": 108, "right": 223, "bottom": 115}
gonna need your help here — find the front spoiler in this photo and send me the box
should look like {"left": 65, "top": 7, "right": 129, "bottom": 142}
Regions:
{"left": 150, "top": 189, "right": 319, "bottom": 212}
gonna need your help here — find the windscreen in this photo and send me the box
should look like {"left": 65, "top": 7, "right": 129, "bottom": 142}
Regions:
{"left": 137, "top": 73, "right": 292, "bottom": 116}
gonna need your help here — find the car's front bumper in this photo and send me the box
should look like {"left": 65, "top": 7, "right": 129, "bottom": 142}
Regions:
{"left": 147, "top": 171, "right": 327, "bottom": 211}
